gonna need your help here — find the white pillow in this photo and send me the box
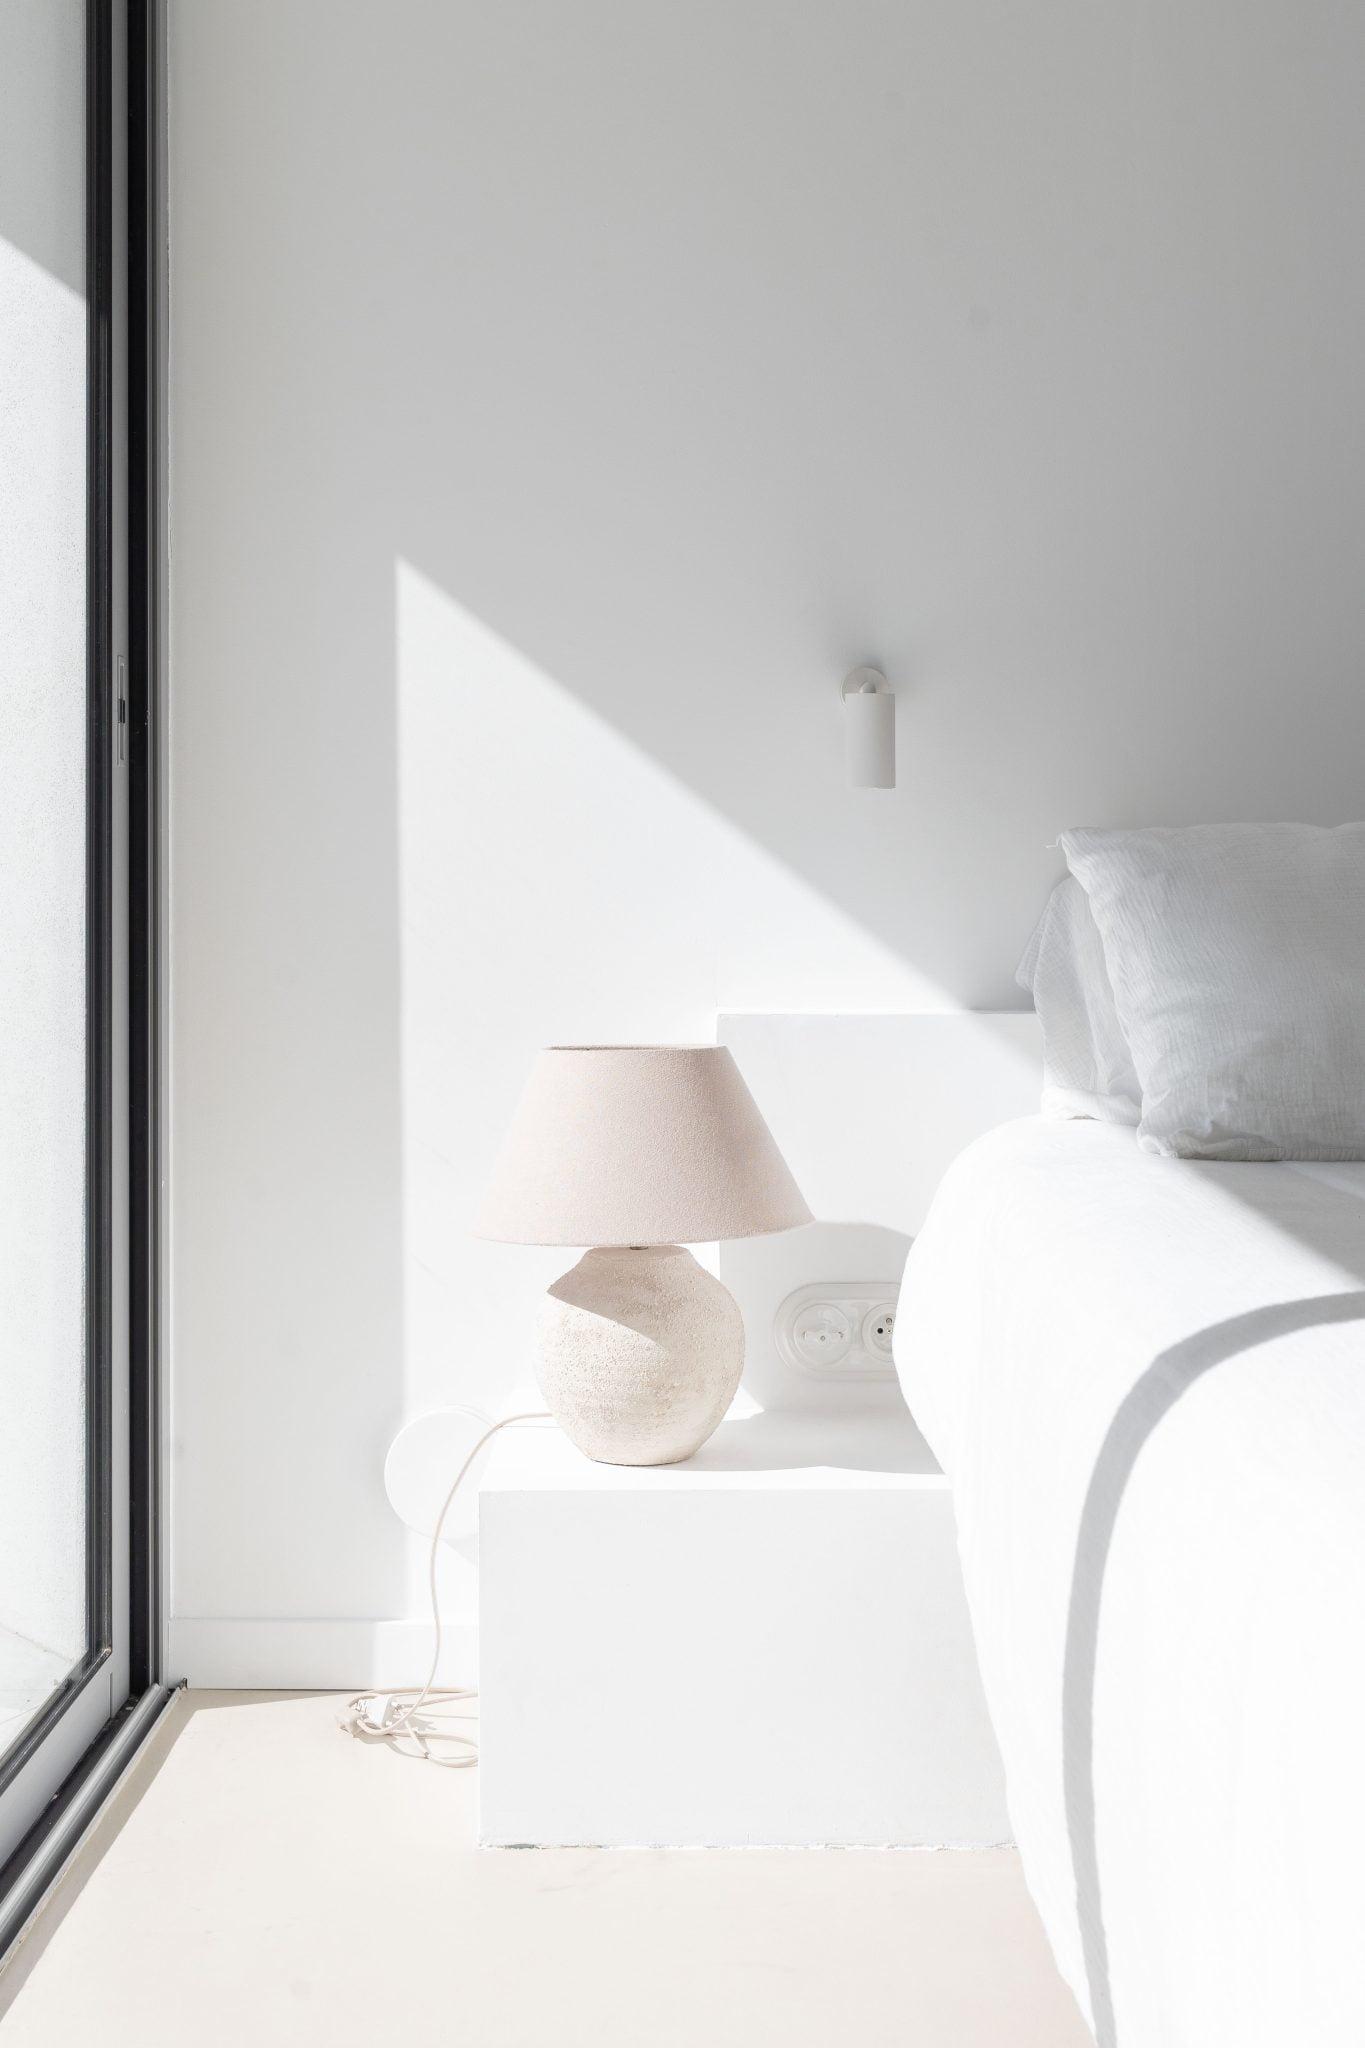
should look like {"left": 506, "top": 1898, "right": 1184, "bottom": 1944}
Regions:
{"left": 1017, "top": 877, "right": 1141, "bottom": 1125}
{"left": 1059, "top": 823, "right": 1365, "bottom": 1160}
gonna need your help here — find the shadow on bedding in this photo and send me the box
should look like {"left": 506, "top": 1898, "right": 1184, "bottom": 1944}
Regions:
{"left": 1062, "top": 1290, "right": 1365, "bottom": 2048}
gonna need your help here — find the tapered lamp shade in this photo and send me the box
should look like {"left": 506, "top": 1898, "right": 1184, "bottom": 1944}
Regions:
{"left": 475, "top": 1046, "right": 812, "bottom": 1248}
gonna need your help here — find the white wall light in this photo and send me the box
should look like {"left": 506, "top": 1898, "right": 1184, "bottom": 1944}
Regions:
{"left": 841, "top": 667, "right": 895, "bottom": 788}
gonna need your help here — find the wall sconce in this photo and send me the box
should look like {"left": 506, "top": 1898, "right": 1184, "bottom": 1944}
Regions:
{"left": 841, "top": 667, "right": 895, "bottom": 788}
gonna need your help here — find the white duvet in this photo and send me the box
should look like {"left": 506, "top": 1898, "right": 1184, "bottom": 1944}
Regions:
{"left": 894, "top": 1117, "right": 1365, "bottom": 2048}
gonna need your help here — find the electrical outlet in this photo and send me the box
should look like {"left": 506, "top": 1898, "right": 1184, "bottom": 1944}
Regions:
{"left": 862, "top": 1303, "right": 896, "bottom": 1359}
{"left": 774, "top": 1284, "right": 901, "bottom": 1382}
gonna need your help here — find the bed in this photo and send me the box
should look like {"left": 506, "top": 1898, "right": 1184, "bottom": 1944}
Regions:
{"left": 894, "top": 1114, "right": 1365, "bottom": 2047}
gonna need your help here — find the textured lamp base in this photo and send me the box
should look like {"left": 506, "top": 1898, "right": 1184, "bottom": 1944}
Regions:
{"left": 540, "top": 1246, "right": 744, "bottom": 1466}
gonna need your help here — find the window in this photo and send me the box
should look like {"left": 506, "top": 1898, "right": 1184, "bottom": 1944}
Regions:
{"left": 0, "top": 0, "right": 166, "bottom": 1948}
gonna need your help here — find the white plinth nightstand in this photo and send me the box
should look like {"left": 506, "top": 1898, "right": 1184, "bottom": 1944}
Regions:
{"left": 477, "top": 1404, "right": 1009, "bottom": 1848}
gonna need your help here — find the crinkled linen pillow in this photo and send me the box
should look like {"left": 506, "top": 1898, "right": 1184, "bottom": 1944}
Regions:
{"left": 1017, "top": 876, "right": 1141, "bottom": 1125}
{"left": 1059, "top": 823, "right": 1365, "bottom": 1160}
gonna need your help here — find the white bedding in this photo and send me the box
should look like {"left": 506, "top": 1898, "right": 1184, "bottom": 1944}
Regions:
{"left": 894, "top": 1117, "right": 1365, "bottom": 2048}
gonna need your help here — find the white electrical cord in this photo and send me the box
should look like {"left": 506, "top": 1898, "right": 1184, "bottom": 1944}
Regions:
{"left": 340, "top": 1410, "right": 551, "bottom": 1765}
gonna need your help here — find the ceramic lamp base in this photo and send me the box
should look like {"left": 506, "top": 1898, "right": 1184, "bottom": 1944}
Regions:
{"left": 539, "top": 1245, "right": 744, "bottom": 1466}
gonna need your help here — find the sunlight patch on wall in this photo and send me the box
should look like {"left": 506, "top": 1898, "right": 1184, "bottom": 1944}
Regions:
{"left": 394, "top": 558, "right": 950, "bottom": 1402}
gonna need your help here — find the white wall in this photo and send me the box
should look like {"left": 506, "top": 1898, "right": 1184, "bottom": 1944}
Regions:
{"left": 167, "top": 0, "right": 1365, "bottom": 1680}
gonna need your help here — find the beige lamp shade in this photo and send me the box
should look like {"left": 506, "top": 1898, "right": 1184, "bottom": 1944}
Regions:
{"left": 474, "top": 1045, "right": 812, "bottom": 1248}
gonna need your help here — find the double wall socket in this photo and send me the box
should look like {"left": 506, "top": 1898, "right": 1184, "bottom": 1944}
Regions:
{"left": 773, "top": 1283, "right": 900, "bottom": 1383}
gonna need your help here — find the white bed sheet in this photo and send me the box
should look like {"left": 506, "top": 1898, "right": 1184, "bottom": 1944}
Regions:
{"left": 894, "top": 1116, "right": 1365, "bottom": 2048}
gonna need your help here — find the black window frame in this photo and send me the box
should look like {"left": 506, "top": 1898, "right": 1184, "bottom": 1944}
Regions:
{"left": 0, "top": 0, "right": 170, "bottom": 1956}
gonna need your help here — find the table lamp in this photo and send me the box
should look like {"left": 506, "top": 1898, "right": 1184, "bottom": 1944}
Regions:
{"left": 475, "top": 1045, "right": 812, "bottom": 1465}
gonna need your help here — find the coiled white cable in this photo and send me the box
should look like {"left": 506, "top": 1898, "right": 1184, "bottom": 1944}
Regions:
{"left": 340, "top": 1410, "right": 551, "bottom": 1765}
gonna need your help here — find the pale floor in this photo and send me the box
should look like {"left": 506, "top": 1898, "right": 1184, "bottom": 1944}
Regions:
{"left": 0, "top": 1692, "right": 1091, "bottom": 2047}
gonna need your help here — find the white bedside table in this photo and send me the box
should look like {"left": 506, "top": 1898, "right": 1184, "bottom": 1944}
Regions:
{"left": 477, "top": 1403, "right": 1009, "bottom": 1848}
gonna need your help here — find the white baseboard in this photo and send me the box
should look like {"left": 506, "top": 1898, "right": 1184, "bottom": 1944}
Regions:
{"left": 167, "top": 1616, "right": 477, "bottom": 1691}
